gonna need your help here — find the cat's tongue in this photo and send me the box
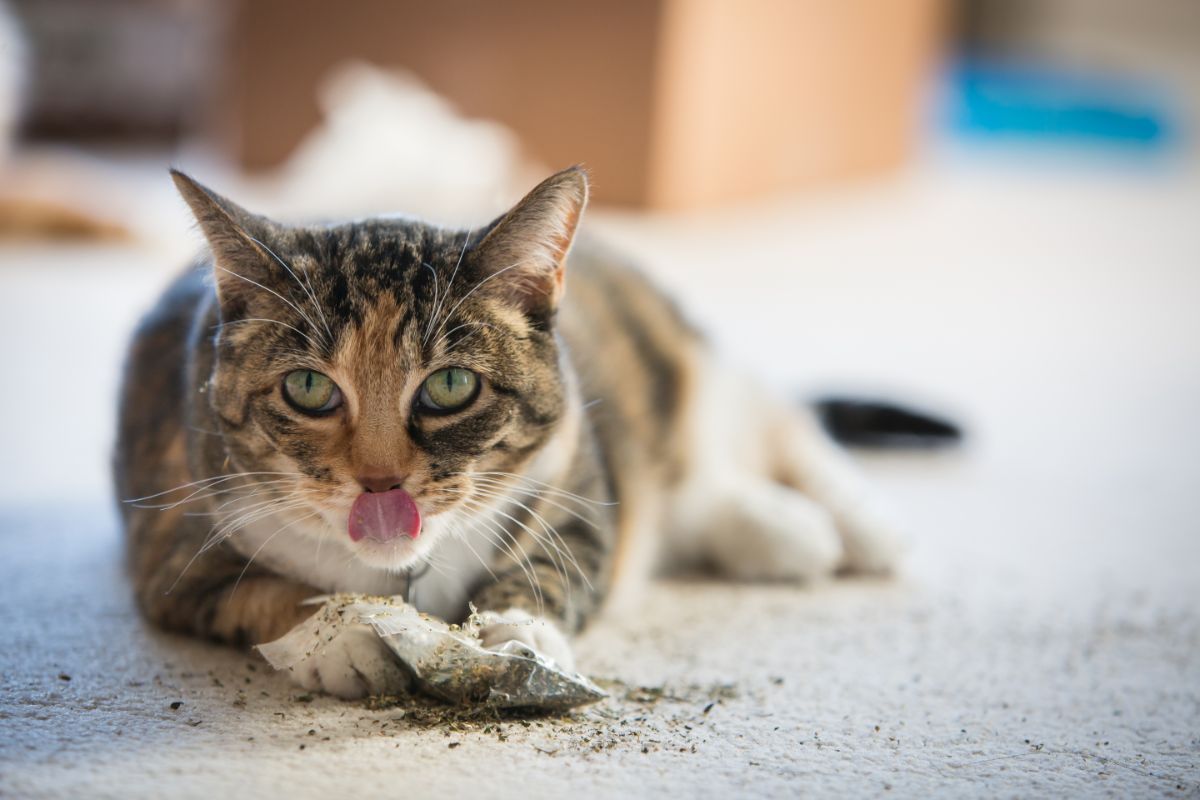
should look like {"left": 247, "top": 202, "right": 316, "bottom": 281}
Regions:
{"left": 348, "top": 489, "right": 421, "bottom": 543}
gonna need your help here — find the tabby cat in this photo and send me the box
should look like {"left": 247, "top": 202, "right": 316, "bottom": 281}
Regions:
{"left": 115, "top": 167, "right": 902, "bottom": 698}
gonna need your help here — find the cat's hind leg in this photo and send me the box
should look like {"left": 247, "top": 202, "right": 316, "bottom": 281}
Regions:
{"left": 668, "top": 358, "right": 906, "bottom": 579}
{"left": 686, "top": 477, "right": 845, "bottom": 581}
{"left": 665, "top": 361, "right": 845, "bottom": 581}
{"left": 768, "top": 408, "right": 907, "bottom": 574}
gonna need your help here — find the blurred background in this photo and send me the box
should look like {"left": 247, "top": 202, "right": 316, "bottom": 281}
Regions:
{"left": 1, "top": 0, "right": 1199, "bottom": 541}
{"left": 1, "top": 3, "right": 1199, "bottom": 794}
{"left": 0, "top": 0, "right": 1197, "bottom": 545}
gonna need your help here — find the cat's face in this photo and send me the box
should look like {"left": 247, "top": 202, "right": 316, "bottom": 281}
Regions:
{"left": 175, "top": 168, "right": 587, "bottom": 571}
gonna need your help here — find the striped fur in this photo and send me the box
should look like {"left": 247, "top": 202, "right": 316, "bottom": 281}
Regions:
{"left": 116, "top": 167, "right": 901, "bottom": 696}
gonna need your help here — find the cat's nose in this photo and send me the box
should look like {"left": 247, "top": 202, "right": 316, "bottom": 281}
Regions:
{"left": 357, "top": 474, "right": 407, "bottom": 494}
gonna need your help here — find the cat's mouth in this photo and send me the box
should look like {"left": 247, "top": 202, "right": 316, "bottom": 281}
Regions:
{"left": 324, "top": 483, "right": 478, "bottom": 572}
{"left": 347, "top": 488, "right": 422, "bottom": 543}
{"left": 333, "top": 487, "right": 440, "bottom": 571}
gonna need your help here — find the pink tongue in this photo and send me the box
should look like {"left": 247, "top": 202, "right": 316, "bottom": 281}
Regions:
{"left": 348, "top": 489, "right": 422, "bottom": 543}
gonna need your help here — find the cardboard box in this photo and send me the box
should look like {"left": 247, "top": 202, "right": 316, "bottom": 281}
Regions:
{"left": 225, "top": 0, "right": 943, "bottom": 209}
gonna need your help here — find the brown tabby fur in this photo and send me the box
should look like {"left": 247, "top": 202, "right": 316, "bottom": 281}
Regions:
{"left": 115, "top": 167, "right": 700, "bottom": 648}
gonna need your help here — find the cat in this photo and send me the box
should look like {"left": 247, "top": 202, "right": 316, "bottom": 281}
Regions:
{"left": 115, "top": 166, "right": 905, "bottom": 699}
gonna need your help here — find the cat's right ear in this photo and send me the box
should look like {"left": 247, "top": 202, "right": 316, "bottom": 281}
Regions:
{"left": 170, "top": 169, "right": 280, "bottom": 310}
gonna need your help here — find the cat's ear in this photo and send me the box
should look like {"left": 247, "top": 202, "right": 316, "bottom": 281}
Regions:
{"left": 170, "top": 169, "right": 282, "bottom": 310}
{"left": 473, "top": 166, "right": 588, "bottom": 319}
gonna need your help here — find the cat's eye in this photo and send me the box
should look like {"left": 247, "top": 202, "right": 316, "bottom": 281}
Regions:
{"left": 282, "top": 370, "right": 342, "bottom": 414}
{"left": 417, "top": 368, "right": 480, "bottom": 413}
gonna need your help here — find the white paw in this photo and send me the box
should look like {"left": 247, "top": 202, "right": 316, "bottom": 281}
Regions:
{"left": 474, "top": 608, "right": 575, "bottom": 671}
{"left": 834, "top": 502, "right": 908, "bottom": 574}
{"left": 292, "top": 623, "right": 411, "bottom": 699}
{"left": 707, "top": 483, "right": 844, "bottom": 581}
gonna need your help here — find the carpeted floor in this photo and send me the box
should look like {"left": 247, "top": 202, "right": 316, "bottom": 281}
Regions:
{"left": 1, "top": 158, "right": 1197, "bottom": 798}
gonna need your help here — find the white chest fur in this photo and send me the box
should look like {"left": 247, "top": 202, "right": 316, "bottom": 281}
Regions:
{"left": 228, "top": 511, "right": 496, "bottom": 622}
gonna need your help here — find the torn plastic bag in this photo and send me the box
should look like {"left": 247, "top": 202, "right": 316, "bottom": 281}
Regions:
{"left": 257, "top": 595, "right": 606, "bottom": 711}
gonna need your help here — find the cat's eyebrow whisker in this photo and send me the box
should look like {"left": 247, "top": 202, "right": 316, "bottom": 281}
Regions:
{"left": 213, "top": 317, "right": 323, "bottom": 352}
{"left": 429, "top": 320, "right": 493, "bottom": 356}
{"left": 424, "top": 230, "right": 474, "bottom": 347}
{"left": 216, "top": 266, "right": 328, "bottom": 353}
{"left": 244, "top": 235, "right": 334, "bottom": 345}
{"left": 437, "top": 258, "right": 526, "bottom": 329}
{"left": 420, "top": 261, "right": 441, "bottom": 347}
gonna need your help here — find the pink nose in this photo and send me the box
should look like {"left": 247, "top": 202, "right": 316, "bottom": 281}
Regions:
{"left": 358, "top": 474, "right": 406, "bottom": 493}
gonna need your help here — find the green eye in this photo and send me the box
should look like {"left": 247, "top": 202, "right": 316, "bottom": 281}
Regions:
{"left": 418, "top": 368, "right": 480, "bottom": 413}
{"left": 283, "top": 370, "right": 341, "bottom": 413}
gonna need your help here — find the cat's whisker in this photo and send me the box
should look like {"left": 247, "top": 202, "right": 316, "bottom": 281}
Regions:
{"left": 470, "top": 475, "right": 604, "bottom": 529}
{"left": 424, "top": 229, "right": 474, "bottom": 347}
{"left": 312, "top": 517, "right": 328, "bottom": 569}
{"left": 465, "top": 470, "right": 616, "bottom": 507}
{"left": 420, "top": 261, "right": 442, "bottom": 347}
{"left": 437, "top": 258, "right": 526, "bottom": 330}
{"left": 244, "top": 235, "right": 334, "bottom": 346}
{"left": 123, "top": 471, "right": 297, "bottom": 502}
{"left": 210, "top": 480, "right": 301, "bottom": 512}
{"left": 216, "top": 266, "right": 328, "bottom": 353}
{"left": 202, "top": 492, "right": 310, "bottom": 552}
{"left": 445, "top": 517, "right": 499, "bottom": 585}
{"left": 434, "top": 480, "right": 579, "bottom": 593}
{"left": 166, "top": 495, "right": 310, "bottom": 595}
{"left": 412, "top": 548, "right": 453, "bottom": 584}
{"left": 177, "top": 479, "right": 301, "bottom": 515}
{"left": 463, "top": 484, "right": 592, "bottom": 590}
{"left": 226, "top": 508, "right": 324, "bottom": 605}
{"left": 429, "top": 320, "right": 494, "bottom": 356}
{"left": 125, "top": 472, "right": 301, "bottom": 507}
{"left": 456, "top": 495, "right": 557, "bottom": 612}
{"left": 457, "top": 483, "right": 581, "bottom": 569}
{"left": 213, "top": 317, "right": 323, "bottom": 352}
{"left": 453, "top": 499, "right": 545, "bottom": 615}
{"left": 199, "top": 502, "right": 311, "bottom": 562}
{"left": 195, "top": 483, "right": 300, "bottom": 519}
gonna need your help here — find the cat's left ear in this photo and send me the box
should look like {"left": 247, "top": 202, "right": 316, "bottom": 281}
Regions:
{"left": 473, "top": 166, "right": 589, "bottom": 319}
{"left": 170, "top": 169, "right": 284, "bottom": 313}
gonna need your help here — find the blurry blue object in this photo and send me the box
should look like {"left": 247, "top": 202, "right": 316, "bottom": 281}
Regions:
{"left": 943, "top": 57, "right": 1176, "bottom": 149}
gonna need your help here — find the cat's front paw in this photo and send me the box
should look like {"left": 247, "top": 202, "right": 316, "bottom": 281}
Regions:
{"left": 292, "top": 622, "right": 411, "bottom": 700}
{"left": 474, "top": 608, "right": 575, "bottom": 671}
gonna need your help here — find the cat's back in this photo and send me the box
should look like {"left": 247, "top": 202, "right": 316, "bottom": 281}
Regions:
{"left": 559, "top": 241, "right": 702, "bottom": 484}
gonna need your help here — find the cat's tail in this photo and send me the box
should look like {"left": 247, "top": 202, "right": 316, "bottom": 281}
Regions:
{"left": 811, "top": 396, "right": 962, "bottom": 449}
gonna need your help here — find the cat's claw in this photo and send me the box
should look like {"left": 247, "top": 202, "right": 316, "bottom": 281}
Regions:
{"left": 474, "top": 608, "right": 575, "bottom": 671}
{"left": 291, "top": 622, "right": 411, "bottom": 700}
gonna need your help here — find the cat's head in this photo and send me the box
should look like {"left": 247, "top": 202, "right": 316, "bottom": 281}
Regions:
{"left": 173, "top": 167, "right": 588, "bottom": 572}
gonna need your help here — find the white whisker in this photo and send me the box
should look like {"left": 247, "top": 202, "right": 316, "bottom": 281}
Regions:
{"left": 245, "top": 235, "right": 334, "bottom": 345}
